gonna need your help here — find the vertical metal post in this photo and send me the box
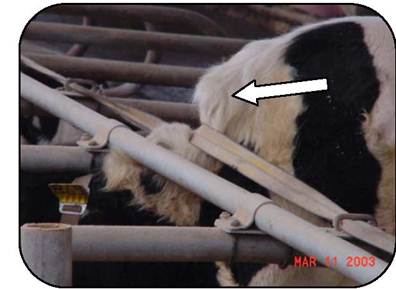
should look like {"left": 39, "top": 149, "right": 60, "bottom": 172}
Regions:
{"left": 20, "top": 223, "right": 72, "bottom": 286}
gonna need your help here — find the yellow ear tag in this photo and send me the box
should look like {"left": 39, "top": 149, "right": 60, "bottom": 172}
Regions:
{"left": 49, "top": 183, "right": 89, "bottom": 215}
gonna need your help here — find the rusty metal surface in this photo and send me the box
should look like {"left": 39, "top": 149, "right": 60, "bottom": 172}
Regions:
{"left": 24, "top": 22, "right": 249, "bottom": 56}
{"left": 24, "top": 53, "right": 204, "bottom": 87}
{"left": 45, "top": 4, "right": 225, "bottom": 36}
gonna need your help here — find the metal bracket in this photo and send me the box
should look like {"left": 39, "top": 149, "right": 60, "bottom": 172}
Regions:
{"left": 77, "top": 119, "right": 126, "bottom": 151}
{"left": 214, "top": 193, "right": 274, "bottom": 234}
{"left": 333, "top": 213, "right": 377, "bottom": 232}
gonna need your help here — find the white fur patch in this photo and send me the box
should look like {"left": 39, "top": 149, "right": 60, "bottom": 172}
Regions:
{"left": 103, "top": 123, "right": 220, "bottom": 226}
{"left": 360, "top": 18, "right": 395, "bottom": 234}
{"left": 102, "top": 16, "right": 394, "bottom": 286}
{"left": 193, "top": 16, "right": 393, "bottom": 286}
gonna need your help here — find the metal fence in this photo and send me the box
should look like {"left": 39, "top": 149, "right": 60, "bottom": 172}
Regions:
{"left": 20, "top": 5, "right": 392, "bottom": 287}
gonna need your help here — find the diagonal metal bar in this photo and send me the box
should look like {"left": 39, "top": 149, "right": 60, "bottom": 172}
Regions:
{"left": 191, "top": 125, "right": 395, "bottom": 254}
{"left": 24, "top": 53, "right": 204, "bottom": 87}
{"left": 21, "top": 56, "right": 394, "bottom": 254}
{"left": 21, "top": 73, "right": 389, "bottom": 284}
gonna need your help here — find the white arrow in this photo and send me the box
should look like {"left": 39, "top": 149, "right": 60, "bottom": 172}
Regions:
{"left": 232, "top": 78, "right": 328, "bottom": 105}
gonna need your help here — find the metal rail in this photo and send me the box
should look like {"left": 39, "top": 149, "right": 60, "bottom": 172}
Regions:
{"left": 247, "top": 5, "right": 319, "bottom": 25}
{"left": 192, "top": 125, "right": 395, "bottom": 253}
{"left": 21, "top": 98, "right": 199, "bottom": 126}
{"left": 20, "top": 224, "right": 291, "bottom": 286}
{"left": 45, "top": 4, "right": 225, "bottom": 36}
{"left": 22, "top": 57, "right": 393, "bottom": 253}
{"left": 21, "top": 145, "right": 96, "bottom": 173}
{"left": 24, "top": 53, "right": 204, "bottom": 87}
{"left": 72, "top": 225, "right": 292, "bottom": 262}
{"left": 21, "top": 73, "right": 388, "bottom": 284}
{"left": 24, "top": 22, "right": 249, "bottom": 56}
{"left": 99, "top": 21, "right": 159, "bottom": 97}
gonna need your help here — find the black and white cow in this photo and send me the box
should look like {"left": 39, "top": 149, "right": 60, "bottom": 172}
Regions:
{"left": 89, "top": 16, "right": 394, "bottom": 286}
{"left": 194, "top": 15, "right": 394, "bottom": 234}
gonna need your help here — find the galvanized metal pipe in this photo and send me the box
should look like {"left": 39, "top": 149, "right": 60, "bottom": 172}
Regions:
{"left": 72, "top": 226, "right": 292, "bottom": 263}
{"left": 21, "top": 223, "right": 72, "bottom": 286}
{"left": 21, "top": 98, "right": 200, "bottom": 125}
{"left": 24, "top": 53, "right": 204, "bottom": 87}
{"left": 24, "top": 22, "right": 249, "bottom": 56}
{"left": 45, "top": 4, "right": 225, "bottom": 36}
{"left": 101, "top": 98, "right": 199, "bottom": 125}
{"left": 21, "top": 145, "right": 95, "bottom": 173}
{"left": 21, "top": 73, "right": 388, "bottom": 284}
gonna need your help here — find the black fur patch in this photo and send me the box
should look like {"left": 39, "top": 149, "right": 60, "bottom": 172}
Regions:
{"left": 84, "top": 172, "right": 170, "bottom": 225}
{"left": 140, "top": 169, "right": 165, "bottom": 195}
{"left": 217, "top": 164, "right": 269, "bottom": 197}
{"left": 285, "top": 22, "right": 382, "bottom": 214}
{"left": 76, "top": 172, "right": 220, "bottom": 287}
{"left": 20, "top": 116, "right": 59, "bottom": 144}
{"left": 74, "top": 260, "right": 220, "bottom": 287}
{"left": 199, "top": 201, "right": 223, "bottom": 227}
{"left": 185, "top": 140, "right": 269, "bottom": 284}
{"left": 198, "top": 143, "right": 268, "bottom": 226}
